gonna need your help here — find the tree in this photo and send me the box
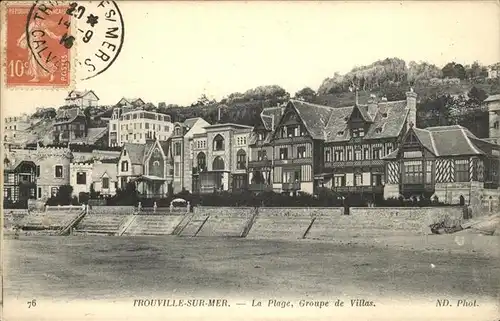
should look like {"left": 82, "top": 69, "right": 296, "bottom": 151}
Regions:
{"left": 294, "top": 87, "right": 316, "bottom": 102}
{"left": 468, "top": 86, "right": 487, "bottom": 103}
{"left": 442, "top": 62, "right": 466, "bottom": 80}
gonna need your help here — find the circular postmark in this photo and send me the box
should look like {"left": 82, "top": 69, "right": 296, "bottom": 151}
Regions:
{"left": 26, "top": 1, "right": 124, "bottom": 81}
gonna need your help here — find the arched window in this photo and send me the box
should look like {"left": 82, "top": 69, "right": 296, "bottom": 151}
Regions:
{"left": 213, "top": 156, "right": 225, "bottom": 170}
{"left": 213, "top": 134, "right": 225, "bottom": 151}
{"left": 197, "top": 152, "right": 206, "bottom": 170}
{"left": 237, "top": 149, "right": 246, "bottom": 170}
{"left": 174, "top": 126, "right": 181, "bottom": 136}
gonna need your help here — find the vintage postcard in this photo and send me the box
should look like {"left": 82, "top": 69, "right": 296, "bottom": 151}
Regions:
{"left": 1, "top": 1, "right": 499, "bottom": 320}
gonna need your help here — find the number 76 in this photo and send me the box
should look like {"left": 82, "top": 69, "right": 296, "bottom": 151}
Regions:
{"left": 27, "top": 299, "right": 36, "bottom": 308}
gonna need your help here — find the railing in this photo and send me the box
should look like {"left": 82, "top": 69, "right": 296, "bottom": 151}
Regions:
{"left": 282, "top": 182, "right": 301, "bottom": 191}
{"left": 324, "top": 159, "right": 385, "bottom": 168}
{"left": 248, "top": 159, "right": 272, "bottom": 168}
{"left": 273, "top": 136, "right": 310, "bottom": 144}
{"left": 248, "top": 183, "right": 273, "bottom": 192}
{"left": 332, "top": 185, "right": 384, "bottom": 194}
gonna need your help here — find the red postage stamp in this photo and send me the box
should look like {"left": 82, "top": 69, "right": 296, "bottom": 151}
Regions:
{"left": 5, "top": 3, "right": 72, "bottom": 87}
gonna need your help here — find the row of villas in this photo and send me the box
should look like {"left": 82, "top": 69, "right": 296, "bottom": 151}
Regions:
{"left": 3, "top": 90, "right": 500, "bottom": 207}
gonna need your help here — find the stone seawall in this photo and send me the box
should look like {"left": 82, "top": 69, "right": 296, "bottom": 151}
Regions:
{"left": 90, "top": 206, "right": 135, "bottom": 215}
{"left": 194, "top": 207, "right": 255, "bottom": 237}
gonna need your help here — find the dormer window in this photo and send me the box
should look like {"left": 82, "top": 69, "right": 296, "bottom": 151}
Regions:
{"left": 174, "top": 126, "right": 181, "bottom": 136}
{"left": 382, "top": 112, "right": 388, "bottom": 118}
{"left": 123, "top": 149, "right": 127, "bottom": 156}
{"left": 352, "top": 128, "right": 364, "bottom": 138}
{"left": 257, "top": 133, "right": 265, "bottom": 141}
{"left": 375, "top": 127, "right": 383, "bottom": 134}
{"left": 337, "top": 131, "right": 344, "bottom": 136}
{"left": 280, "top": 126, "right": 287, "bottom": 138}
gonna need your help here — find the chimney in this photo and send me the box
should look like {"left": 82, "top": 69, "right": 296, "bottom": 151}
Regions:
{"left": 217, "top": 107, "right": 221, "bottom": 123}
{"left": 406, "top": 88, "right": 417, "bottom": 129}
{"left": 367, "top": 94, "right": 378, "bottom": 120}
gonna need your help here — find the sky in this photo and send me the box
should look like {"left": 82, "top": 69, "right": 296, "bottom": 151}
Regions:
{"left": 2, "top": 1, "right": 500, "bottom": 116}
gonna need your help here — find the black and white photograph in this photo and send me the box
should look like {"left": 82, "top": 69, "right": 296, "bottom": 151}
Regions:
{"left": 1, "top": 1, "right": 499, "bottom": 320}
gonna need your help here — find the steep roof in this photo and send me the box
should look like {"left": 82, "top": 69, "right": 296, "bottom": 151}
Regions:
{"left": 289, "top": 100, "right": 333, "bottom": 140}
{"left": 54, "top": 108, "right": 85, "bottom": 124}
{"left": 325, "top": 100, "right": 408, "bottom": 142}
{"left": 72, "top": 127, "right": 107, "bottom": 145}
{"left": 123, "top": 143, "right": 147, "bottom": 165}
{"left": 260, "top": 107, "right": 282, "bottom": 131}
{"left": 66, "top": 90, "right": 99, "bottom": 100}
{"left": 484, "top": 94, "right": 500, "bottom": 102}
{"left": 91, "top": 163, "right": 118, "bottom": 182}
{"left": 384, "top": 125, "right": 488, "bottom": 159}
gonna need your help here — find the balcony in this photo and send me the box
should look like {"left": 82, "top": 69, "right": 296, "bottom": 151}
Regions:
{"left": 273, "top": 135, "right": 310, "bottom": 145}
{"left": 332, "top": 185, "right": 384, "bottom": 194}
{"left": 282, "top": 182, "right": 301, "bottom": 191}
{"left": 248, "top": 183, "right": 273, "bottom": 192}
{"left": 324, "top": 159, "right": 385, "bottom": 168}
{"left": 248, "top": 159, "right": 272, "bottom": 169}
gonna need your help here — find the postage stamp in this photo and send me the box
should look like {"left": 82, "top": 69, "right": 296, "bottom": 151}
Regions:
{"left": 5, "top": 3, "right": 71, "bottom": 87}
{"left": 3, "top": 1, "right": 124, "bottom": 87}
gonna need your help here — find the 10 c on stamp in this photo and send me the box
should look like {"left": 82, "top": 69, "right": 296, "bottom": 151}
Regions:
{"left": 5, "top": 4, "right": 71, "bottom": 87}
{"left": 5, "top": 1, "right": 124, "bottom": 87}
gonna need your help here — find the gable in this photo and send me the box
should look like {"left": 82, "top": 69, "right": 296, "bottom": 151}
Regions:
{"left": 272, "top": 102, "right": 311, "bottom": 139}
{"left": 84, "top": 90, "right": 99, "bottom": 101}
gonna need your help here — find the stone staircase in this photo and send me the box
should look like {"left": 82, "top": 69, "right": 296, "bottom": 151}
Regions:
{"left": 122, "top": 215, "right": 185, "bottom": 236}
{"left": 19, "top": 209, "right": 83, "bottom": 232}
{"left": 75, "top": 214, "right": 129, "bottom": 235}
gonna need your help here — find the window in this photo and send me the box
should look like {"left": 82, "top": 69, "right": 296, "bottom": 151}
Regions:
{"left": 371, "top": 174, "right": 383, "bottom": 186}
{"left": 213, "top": 135, "right": 225, "bottom": 151}
{"left": 334, "top": 150, "right": 344, "bottom": 161}
{"left": 325, "top": 150, "right": 331, "bottom": 162}
{"left": 175, "top": 127, "right": 181, "bottom": 135}
{"left": 54, "top": 165, "right": 63, "bottom": 178}
{"left": 354, "top": 173, "right": 363, "bottom": 186}
{"left": 121, "top": 161, "right": 129, "bottom": 172}
{"left": 145, "top": 123, "right": 150, "bottom": 129}
{"left": 354, "top": 148, "right": 362, "bottom": 161}
{"left": 51, "top": 187, "right": 59, "bottom": 197}
{"left": 37, "top": 187, "right": 42, "bottom": 199}
{"left": 352, "top": 128, "right": 364, "bottom": 137}
{"left": 455, "top": 159, "right": 469, "bottom": 182}
{"left": 36, "top": 165, "right": 40, "bottom": 177}
{"left": 346, "top": 149, "right": 352, "bottom": 161}
{"left": 112, "top": 124, "right": 116, "bottom": 130}
{"left": 280, "top": 127, "right": 287, "bottom": 138}
{"left": 76, "top": 172, "right": 86, "bottom": 185}
{"left": 372, "top": 148, "right": 381, "bottom": 159}
{"left": 237, "top": 150, "right": 247, "bottom": 169}
{"left": 174, "top": 142, "right": 181, "bottom": 156}
{"left": 164, "top": 125, "right": 169, "bottom": 132}
{"left": 425, "top": 160, "right": 433, "bottom": 184}
{"left": 213, "top": 156, "right": 225, "bottom": 170}
{"left": 174, "top": 163, "right": 180, "bottom": 176}
{"left": 403, "top": 160, "right": 423, "bottom": 184}
{"left": 279, "top": 148, "right": 288, "bottom": 160}
{"left": 139, "top": 123, "right": 142, "bottom": 129}
{"left": 387, "top": 145, "right": 393, "bottom": 155}
{"left": 364, "top": 148, "right": 370, "bottom": 160}
{"left": 257, "top": 133, "right": 264, "bottom": 141}
{"left": 123, "top": 150, "right": 127, "bottom": 156}
{"left": 233, "top": 175, "right": 246, "bottom": 189}
{"left": 494, "top": 121, "right": 499, "bottom": 129}
{"left": 102, "top": 177, "right": 109, "bottom": 189}
{"left": 282, "top": 170, "right": 300, "bottom": 183}
{"left": 334, "top": 175, "right": 346, "bottom": 187}
{"left": 257, "top": 150, "right": 267, "bottom": 161}
{"left": 297, "top": 146, "right": 306, "bottom": 158}
{"left": 197, "top": 152, "right": 206, "bottom": 170}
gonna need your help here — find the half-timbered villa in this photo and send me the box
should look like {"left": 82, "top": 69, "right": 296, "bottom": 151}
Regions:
{"left": 383, "top": 124, "right": 500, "bottom": 205}
{"left": 247, "top": 106, "right": 282, "bottom": 192}
{"left": 321, "top": 90, "right": 416, "bottom": 202}
{"left": 53, "top": 108, "right": 87, "bottom": 144}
